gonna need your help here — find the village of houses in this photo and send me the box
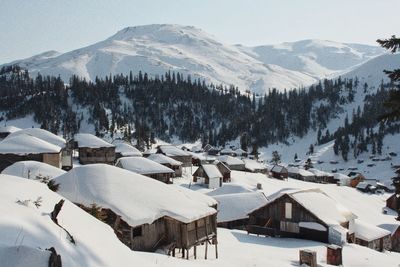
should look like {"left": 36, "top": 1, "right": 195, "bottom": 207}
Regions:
{"left": 0, "top": 125, "right": 399, "bottom": 267}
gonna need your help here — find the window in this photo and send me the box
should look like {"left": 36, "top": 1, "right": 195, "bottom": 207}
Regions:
{"left": 132, "top": 226, "right": 142, "bottom": 237}
{"left": 285, "top": 202, "right": 292, "bottom": 219}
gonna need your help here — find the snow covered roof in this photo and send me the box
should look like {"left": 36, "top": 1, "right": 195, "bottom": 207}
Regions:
{"left": 187, "top": 151, "right": 207, "bottom": 160}
{"left": 289, "top": 189, "right": 355, "bottom": 226}
{"left": 217, "top": 155, "right": 244, "bottom": 166}
{"left": 116, "top": 156, "right": 174, "bottom": 175}
{"left": 243, "top": 159, "right": 267, "bottom": 172}
{"left": 288, "top": 167, "right": 315, "bottom": 177}
{"left": 354, "top": 219, "right": 391, "bottom": 241}
{"left": 143, "top": 148, "right": 157, "bottom": 155}
{"left": 0, "top": 125, "right": 21, "bottom": 133}
{"left": 147, "top": 154, "right": 182, "bottom": 166}
{"left": 115, "top": 143, "right": 142, "bottom": 157}
{"left": 1, "top": 161, "right": 65, "bottom": 180}
{"left": 0, "top": 134, "right": 62, "bottom": 155}
{"left": 271, "top": 165, "right": 287, "bottom": 173}
{"left": 74, "top": 133, "right": 114, "bottom": 148}
{"left": 0, "top": 245, "right": 51, "bottom": 267}
{"left": 5, "top": 128, "right": 66, "bottom": 148}
{"left": 333, "top": 173, "right": 351, "bottom": 182}
{"left": 201, "top": 164, "right": 223, "bottom": 179}
{"left": 54, "top": 164, "right": 217, "bottom": 227}
{"left": 220, "top": 148, "right": 235, "bottom": 154}
{"left": 356, "top": 182, "right": 370, "bottom": 189}
{"left": 214, "top": 192, "right": 268, "bottom": 223}
{"left": 308, "top": 168, "right": 333, "bottom": 177}
{"left": 234, "top": 148, "right": 247, "bottom": 155}
{"left": 174, "top": 185, "right": 218, "bottom": 207}
{"left": 0, "top": 174, "right": 153, "bottom": 267}
{"left": 158, "top": 145, "right": 191, "bottom": 157}
{"left": 207, "top": 184, "right": 254, "bottom": 196}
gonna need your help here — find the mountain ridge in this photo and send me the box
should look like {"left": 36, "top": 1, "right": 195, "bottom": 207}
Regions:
{"left": 3, "top": 24, "right": 388, "bottom": 94}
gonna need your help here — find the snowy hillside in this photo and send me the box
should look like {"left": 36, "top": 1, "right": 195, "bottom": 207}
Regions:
{"left": 3, "top": 24, "right": 385, "bottom": 94}
{"left": 238, "top": 39, "right": 384, "bottom": 80}
{"left": 342, "top": 53, "right": 400, "bottom": 88}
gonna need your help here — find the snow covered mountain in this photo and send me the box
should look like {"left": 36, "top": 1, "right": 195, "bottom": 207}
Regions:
{"left": 237, "top": 39, "right": 384, "bottom": 80}
{"left": 342, "top": 53, "right": 400, "bottom": 89}
{"left": 4, "top": 24, "right": 385, "bottom": 94}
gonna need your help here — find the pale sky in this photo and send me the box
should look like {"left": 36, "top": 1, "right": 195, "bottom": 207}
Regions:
{"left": 1, "top": 0, "right": 399, "bottom": 64}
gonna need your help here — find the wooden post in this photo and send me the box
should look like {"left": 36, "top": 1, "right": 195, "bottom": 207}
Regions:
{"left": 205, "top": 240, "right": 208, "bottom": 260}
{"left": 130, "top": 227, "right": 133, "bottom": 250}
{"left": 113, "top": 215, "right": 121, "bottom": 230}
{"left": 214, "top": 237, "right": 218, "bottom": 259}
{"left": 182, "top": 248, "right": 185, "bottom": 258}
{"left": 186, "top": 248, "right": 189, "bottom": 260}
{"left": 204, "top": 217, "right": 208, "bottom": 259}
{"left": 172, "top": 248, "right": 175, "bottom": 257}
{"left": 194, "top": 245, "right": 197, "bottom": 259}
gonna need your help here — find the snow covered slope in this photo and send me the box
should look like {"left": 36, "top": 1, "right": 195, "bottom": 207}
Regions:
{"left": 4, "top": 24, "right": 384, "bottom": 94}
{"left": 238, "top": 39, "right": 384, "bottom": 80}
{"left": 342, "top": 53, "right": 400, "bottom": 88}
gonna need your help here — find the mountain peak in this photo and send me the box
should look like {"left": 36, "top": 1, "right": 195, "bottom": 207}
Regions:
{"left": 109, "top": 24, "right": 211, "bottom": 43}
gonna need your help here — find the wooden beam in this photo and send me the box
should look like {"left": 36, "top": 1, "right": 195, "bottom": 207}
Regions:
{"left": 214, "top": 237, "right": 218, "bottom": 259}
{"left": 204, "top": 217, "right": 208, "bottom": 259}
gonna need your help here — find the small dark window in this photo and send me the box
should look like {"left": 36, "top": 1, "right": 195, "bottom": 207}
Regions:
{"left": 132, "top": 226, "right": 142, "bottom": 237}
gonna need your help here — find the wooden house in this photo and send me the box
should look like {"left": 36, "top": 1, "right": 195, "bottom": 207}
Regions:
{"left": 288, "top": 167, "right": 316, "bottom": 182}
{"left": 207, "top": 147, "right": 220, "bottom": 156}
{"left": 215, "top": 161, "right": 231, "bottom": 182}
{"left": 220, "top": 148, "right": 235, "bottom": 156}
{"left": 217, "top": 155, "right": 245, "bottom": 171}
{"left": 247, "top": 189, "right": 356, "bottom": 245}
{"left": 213, "top": 192, "right": 268, "bottom": 230}
{"left": 356, "top": 182, "right": 376, "bottom": 193}
{"left": 386, "top": 193, "right": 399, "bottom": 211}
{"left": 353, "top": 220, "right": 392, "bottom": 251}
{"left": 54, "top": 164, "right": 218, "bottom": 257}
{"left": 147, "top": 153, "right": 183, "bottom": 177}
{"left": 189, "top": 152, "right": 207, "bottom": 166}
{"left": 74, "top": 133, "right": 115, "bottom": 165}
{"left": 243, "top": 159, "right": 268, "bottom": 174}
{"left": 0, "top": 125, "right": 21, "bottom": 139}
{"left": 234, "top": 148, "right": 248, "bottom": 158}
{"left": 193, "top": 164, "right": 223, "bottom": 189}
{"left": 0, "top": 134, "right": 62, "bottom": 171}
{"left": 116, "top": 156, "right": 175, "bottom": 183}
{"left": 142, "top": 148, "right": 157, "bottom": 158}
{"left": 5, "top": 127, "right": 72, "bottom": 170}
{"left": 348, "top": 172, "right": 365, "bottom": 187}
{"left": 270, "top": 165, "right": 288, "bottom": 180}
{"left": 115, "top": 142, "right": 142, "bottom": 159}
{"left": 309, "top": 169, "right": 336, "bottom": 184}
{"left": 203, "top": 144, "right": 213, "bottom": 152}
{"left": 157, "top": 145, "right": 192, "bottom": 167}
{"left": 390, "top": 226, "right": 400, "bottom": 252}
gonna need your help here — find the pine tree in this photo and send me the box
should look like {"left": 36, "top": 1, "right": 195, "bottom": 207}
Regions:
{"left": 271, "top": 150, "right": 281, "bottom": 165}
{"left": 377, "top": 36, "right": 400, "bottom": 121}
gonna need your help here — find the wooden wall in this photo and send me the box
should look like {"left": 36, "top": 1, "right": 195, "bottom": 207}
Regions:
{"left": 248, "top": 194, "right": 329, "bottom": 243}
{"left": 78, "top": 147, "right": 115, "bottom": 164}
{"left": 0, "top": 152, "right": 61, "bottom": 171}
{"left": 355, "top": 235, "right": 391, "bottom": 252}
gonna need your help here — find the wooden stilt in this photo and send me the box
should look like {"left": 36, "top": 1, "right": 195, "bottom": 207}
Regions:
{"left": 172, "top": 248, "right": 175, "bottom": 257}
{"left": 182, "top": 248, "right": 185, "bottom": 258}
{"left": 186, "top": 248, "right": 189, "bottom": 260}
{"left": 214, "top": 238, "right": 218, "bottom": 259}
{"left": 194, "top": 245, "right": 197, "bottom": 259}
{"left": 205, "top": 239, "right": 208, "bottom": 259}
